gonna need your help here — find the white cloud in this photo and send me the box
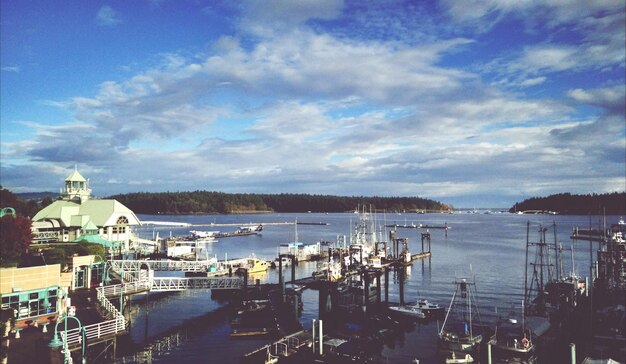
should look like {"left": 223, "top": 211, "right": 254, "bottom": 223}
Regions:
{"left": 240, "top": 0, "right": 344, "bottom": 35}
{"left": 442, "top": 0, "right": 624, "bottom": 29}
{"left": 204, "top": 31, "right": 475, "bottom": 105}
{"left": 519, "top": 77, "right": 546, "bottom": 87}
{"left": 1, "top": 66, "right": 20, "bottom": 73}
{"left": 96, "top": 5, "right": 122, "bottom": 27}
{"left": 568, "top": 85, "right": 626, "bottom": 112}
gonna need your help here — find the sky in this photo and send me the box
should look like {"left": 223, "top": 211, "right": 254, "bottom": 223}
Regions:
{"left": 1, "top": 0, "right": 624, "bottom": 208}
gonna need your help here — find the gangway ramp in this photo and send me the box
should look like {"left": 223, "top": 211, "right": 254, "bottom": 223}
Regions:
{"left": 150, "top": 276, "right": 243, "bottom": 292}
{"left": 242, "top": 330, "right": 312, "bottom": 363}
{"left": 110, "top": 259, "right": 218, "bottom": 272}
{"left": 101, "top": 281, "right": 151, "bottom": 299}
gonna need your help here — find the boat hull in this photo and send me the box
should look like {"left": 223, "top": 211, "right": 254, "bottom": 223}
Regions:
{"left": 440, "top": 333, "right": 483, "bottom": 352}
{"left": 388, "top": 305, "right": 426, "bottom": 319}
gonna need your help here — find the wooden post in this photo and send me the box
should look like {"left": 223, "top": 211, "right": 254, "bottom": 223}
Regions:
{"left": 376, "top": 270, "right": 381, "bottom": 304}
{"left": 384, "top": 266, "right": 389, "bottom": 303}
{"left": 319, "top": 320, "right": 323, "bottom": 356}
{"left": 399, "top": 264, "right": 405, "bottom": 306}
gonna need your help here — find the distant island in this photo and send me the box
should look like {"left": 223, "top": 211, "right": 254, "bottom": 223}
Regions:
{"left": 510, "top": 192, "right": 626, "bottom": 215}
{"left": 107, "top": 191, "right": 449, "bottom": 214}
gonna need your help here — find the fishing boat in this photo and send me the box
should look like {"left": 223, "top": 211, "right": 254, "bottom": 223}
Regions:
{"left": 490, "top": 308, "right": 535, "bottom": 359}
{"left": 237, "top": 255, "right": 270, "bottom": 274}
{"left": 388, "top": 303, "right": 426, "bottom": 319}
{"left": 439, "top": 278, "right": 483, "bottom": 353}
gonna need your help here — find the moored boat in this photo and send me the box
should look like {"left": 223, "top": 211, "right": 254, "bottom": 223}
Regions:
{"left": 490, "top": 315, "right": 535, "bottom": 359}
{"left": 388, "top": 303, "right": 426, "bottom": 319}
{"left": 439, "top": 278, "right": 483, "bottom": 353}
{"left": 415, "top": 299, "right": 444, "bottom": 316}
{"left": 445, "top": 352, "right": 474, "bottom": 363}
{"left": 237, "top": 255, "right": 270, "bottom": 274}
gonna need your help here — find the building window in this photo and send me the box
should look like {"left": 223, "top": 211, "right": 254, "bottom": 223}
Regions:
{"left": 117, "top": 216, "right": 129, "bottom": 225}
{"left": 2, "top": 288, "right": 58, "bottom": 319}
{"left": 1, "top": 288, "right": 60, "bottom": 319}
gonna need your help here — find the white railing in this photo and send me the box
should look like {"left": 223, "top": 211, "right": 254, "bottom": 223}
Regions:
{"left": 100, "top": 281, "right": 150, "bottom": 299}
{"left": 61, "top": 317, "right": 125, "bottom": 346}
{"left": 110, "top": 259, "right": 218, "bottom": 272}
{"left": 150, "top": 277, "right": 243, "bottom": 291}
{"left": 122, "top": 270, "right": 138, "bottom": 282}
{"left": 51, "top": 285, "right": 128, "bottom": 348}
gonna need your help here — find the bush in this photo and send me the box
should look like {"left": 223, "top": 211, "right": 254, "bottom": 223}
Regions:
{"left": 78, "top": 242, "right": 105, "bottom": 258}
{"left": 45, "top": 248, "right": 67, "bottom": 266}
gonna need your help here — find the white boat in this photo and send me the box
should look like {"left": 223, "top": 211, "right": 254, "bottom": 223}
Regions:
{"left": 445, "top": 352, "right": 474, "bottom": 363}
{"left": 190, "top": 230, "right": 219, "bottom": 238}
{"left": 388, "top": 304, "right": 426, "bottom": 318}
{"left": 415, "top": 299, "right": 444, "bottom": 315}
{"left": 439, "top": 278, "right": 483, "bottom": 353}
{"left": 274, "top": 256, "right": 291, "bottom": 267}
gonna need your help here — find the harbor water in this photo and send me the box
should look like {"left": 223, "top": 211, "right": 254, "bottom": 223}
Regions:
{"left": 116, "top": 212, "right": 614, "bottom": 363}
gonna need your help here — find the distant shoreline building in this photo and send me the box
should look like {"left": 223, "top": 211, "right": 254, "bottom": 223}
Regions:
{"left": 31, "top": 168, "right": 141, "bottom": 252}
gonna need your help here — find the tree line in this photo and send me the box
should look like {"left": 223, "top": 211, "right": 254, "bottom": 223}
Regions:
{"left": 509, "top": 192, "right": 626, "bottom": 215}
{"left": 107, "top": 191, "right": 448, "bottom": 214}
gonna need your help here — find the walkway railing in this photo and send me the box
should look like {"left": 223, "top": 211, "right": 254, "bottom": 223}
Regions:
{"left": 110, "top": 259, "right": 218, "bottom": 272}
{"left": 52, "top": 284, "right": 128, "bottom": 348}
{"left": 100, "top": 280, "right": 150, "bottom": 299}
{"left": 60, "top": 316, "right": 126, "bottom": 347}
{"left": 150, "top": 277, "right": 243, "bottom": 291}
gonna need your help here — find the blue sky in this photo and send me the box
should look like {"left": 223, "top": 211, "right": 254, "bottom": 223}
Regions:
{"left": 1, "top": 0, "right": 624, "bottom": 208}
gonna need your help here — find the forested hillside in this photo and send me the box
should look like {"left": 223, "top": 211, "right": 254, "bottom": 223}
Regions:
{"left": 108, "top": 191, "right": 447, "bottom": 214}
{"left": 510, "top": 192, "right": 626, "bottom": 215}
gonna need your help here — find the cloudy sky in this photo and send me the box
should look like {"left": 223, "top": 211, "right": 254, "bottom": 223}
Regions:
{"left": 1, "top": 0, "right": 624, "bottom": 207}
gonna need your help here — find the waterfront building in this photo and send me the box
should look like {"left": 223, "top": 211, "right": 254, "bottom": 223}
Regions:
{"left": 279, "top": 241, "right": 322, "bottom": 261}
{"left": 31, "top": 168, "right": 141, "bottom": 252}
{"left": 0, "top": 264, "right": 65, "bottom": 329}
{"left": 0, "top": 254, "right": 105, "bottom": 331}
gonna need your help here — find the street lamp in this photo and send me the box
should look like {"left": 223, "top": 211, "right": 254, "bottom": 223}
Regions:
{"left": 49, "top": 315, "right": 86, "bottom": 364}
{"left": 48, "top": 287, "right": 86, "bottom": 364}
{"left": 92, "top": 255, "right": 105, "bottom": 287}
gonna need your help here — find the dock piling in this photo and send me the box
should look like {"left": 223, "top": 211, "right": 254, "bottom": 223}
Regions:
{"left": 319, "top": 319, "right": 323, "bottom": 356}
{"left": 312, "top": 319, "right": 316, "bottom": 354}
{"left": 398, "top": 264, "right": 405, "bottom": 306}
{"left": 384, "top": 266, "right": 389, "bottom": 303}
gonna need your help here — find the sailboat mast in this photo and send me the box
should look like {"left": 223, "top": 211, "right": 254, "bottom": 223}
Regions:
{"left": 522, "top": 299, "right": 525, "bottom": 333}
{"left": 538, "top": 225, "right": 549, "bottom": 292}
{"left": 468, "top": 281, "right": 473, "bottom": 339}
{"left": 524, "top": 221, "right": 530, "bottom": 310}
{"left": 554, "top": 221, "right": 560, "bottom": 281}
{"left": 440, "top": 286, "right": 457, "bottom": 336}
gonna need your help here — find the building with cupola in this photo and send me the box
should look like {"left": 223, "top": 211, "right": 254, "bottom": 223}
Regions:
{"left": 31, "top": 168, "right": 141, "bottom": 252}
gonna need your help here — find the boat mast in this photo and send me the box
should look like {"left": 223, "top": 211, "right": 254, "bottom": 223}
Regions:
{"left": 440, "top": 284, "right": 458, "bottom": 336}
{"left": 524, "top": 221, "right": 530, "bottom": 311}
{"left": 468, "top": 279, "right": 473, "bottom": 339}
{"left": 553, "top": 221, "right": 560, "bottom": 281}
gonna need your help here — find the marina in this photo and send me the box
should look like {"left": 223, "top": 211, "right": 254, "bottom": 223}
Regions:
{"left": 4, "top": 211, "right": 625, "bottom": 363}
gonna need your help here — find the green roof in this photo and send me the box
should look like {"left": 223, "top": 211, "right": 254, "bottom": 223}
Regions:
{"left": 81, "top": 220, "right": 99, "bottom": 233}
{"left": 33, "top": 198, "right": 141, "bottom": 227}
{"left": 74, "top": 234, "right": 120, "bottom": 248}
{"left": 65, "top": 170, "right": 87, "bottom": 182}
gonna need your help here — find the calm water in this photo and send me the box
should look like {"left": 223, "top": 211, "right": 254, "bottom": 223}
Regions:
{"left": 115, "top": 212, "right": 615, "bottom": 363}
